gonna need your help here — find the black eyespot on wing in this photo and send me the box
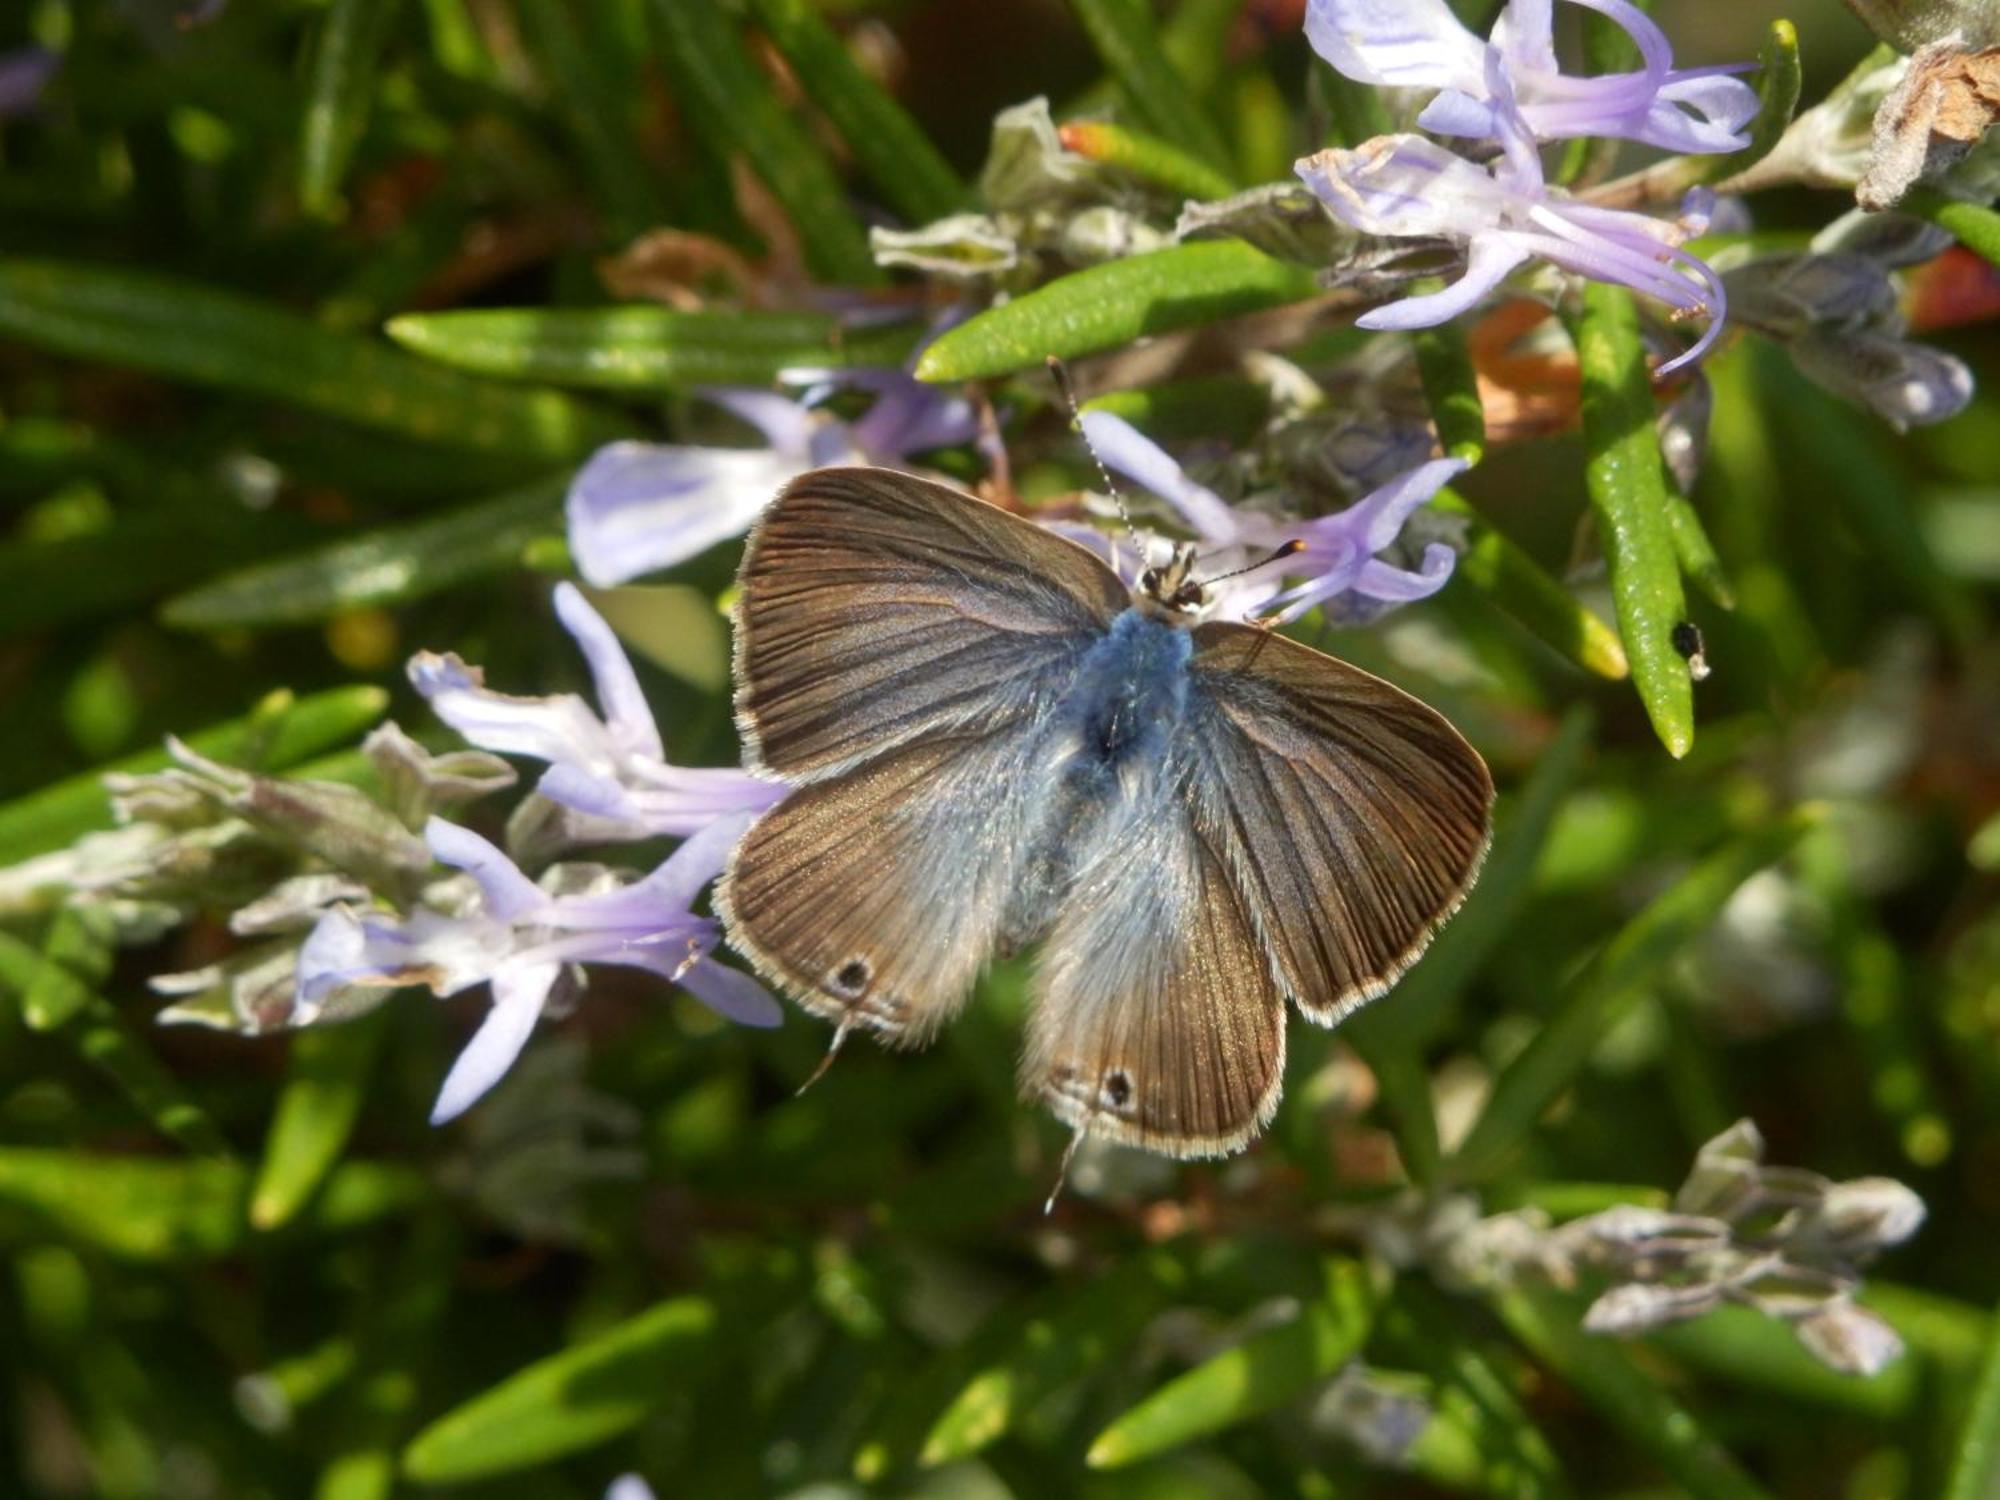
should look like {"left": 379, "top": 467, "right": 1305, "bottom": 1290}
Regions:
{"left": 834, "top": 959, "right": 870, "bottom": 994}
{"left": 1104, "top": 1070, "right": 1132, "bottom": 1108}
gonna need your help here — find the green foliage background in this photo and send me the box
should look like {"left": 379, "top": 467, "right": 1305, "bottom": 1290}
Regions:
{"left": 1, "top": 1, "right": 1998, "bottom": 1498}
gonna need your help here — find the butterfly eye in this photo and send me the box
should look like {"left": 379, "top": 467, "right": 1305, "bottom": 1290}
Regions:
{"left": 1139, "top": 568, "right": 1159, "bottom": 594}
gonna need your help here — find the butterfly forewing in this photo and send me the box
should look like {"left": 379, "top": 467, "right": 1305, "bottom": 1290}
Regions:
{"left": 1184, "top": 622, "right": 1493, "bottom": 1024}
{"left": 733, "top": 467, "right": 1126, "bottom": 782}
{"left": 725, "top": 468, "right": 1127, "bottom": 1044}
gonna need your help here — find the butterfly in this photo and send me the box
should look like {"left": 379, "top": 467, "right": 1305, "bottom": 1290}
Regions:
{"left": 716, "top": 467, "right": 1492, "bottom": 1161}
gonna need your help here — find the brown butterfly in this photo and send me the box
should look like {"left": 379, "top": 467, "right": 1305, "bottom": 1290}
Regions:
{"left": 717, "top": 468, "right": 1491, "bottom": 1160}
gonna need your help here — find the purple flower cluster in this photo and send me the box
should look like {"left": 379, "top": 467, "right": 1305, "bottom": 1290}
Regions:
{"left": 1299, "top": 0, "right": 1753, "bottom": 372}
{"left": 298, "top": 585, "right": 784, "bottom": 1123}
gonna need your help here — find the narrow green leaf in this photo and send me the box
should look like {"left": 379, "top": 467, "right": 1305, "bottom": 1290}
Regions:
{"left": 1904, "top": 189, "right": 2000, "bottom": 270}
{"left": 401, "top": 1297, "right": 716, "bottom": 1482}
{"left": 1567, "top": 284, "right": 1694, "bottom": 757}
{"left": 1708, "top": 20, "right": 1803, "bottom": 184}
{"left": 1757, "top": 344, "right": 1979, "bottom": 647}
{"left": 745, "top": 0, "right": 965, "bottom": 225}
{"left": 1349, "top": 707, "right": 1592, "bottom": 1184}
{"left": 1158, "top": 0, "right": 1242, "bottom": 103}
{"left": 0, "top": 1148, "right": 423, "bottom": 1261}
{"left": 1495, "top": 1287, "right": 1777, "bottom": 1500}
{"left": 0, "top": 933, "right": 232, "bottom": 1156}
{"left": 163, "top": 475, "right": 566, "bottom": 630}
{"left": 0, "top": 1146, "right": 244, "bottom": 1258}
{"left": 1432, "top": 489, "right": 1631, "bottom": 680}
{"left": 251, "top": 1014, "right": 390, "bottom": 1231}
{"left": 1069, "top": 0, "right": 1234, "bottom": 175}
{"left": 1056, "top": 119, "right": 1238, "bottom": 203}
{"left": 1863, "top": 1284, "right": 1992, "bottom": 1375}
{"left": 0, "top": 260, "right": 622, "bottom": 459}
{"left": 1087, "top": 1259, "right": 1375, "bottom": 1468}
{"left": 1665, "top": 487, "right": 1736, "bottom": 610}
{"left": 1947, "top": 1296, "right": 2000, "bottom": 1500}
{"left": 651, "top": 0, "right": 879, "bottom": 286}
{"left": 916, "top": 241, "right": 1320, "bottom": 383}
{"left": 22, "top": 904, "right": 115, "bottom": 1031}
{"left": 0, "top": 685, "right": 388, "bottom": 864}
{"left": 1450, "top": 810, "right": 1819, "bottom": 1184}
{"left": 923, "top": 1253, "right": 1183, "bottom": 1466}
{"left": 1651, "top": 1304, "right": 1914, "bottom": 1421}
{"left": 386, "top": 307, "right": 912, "bottom": 390}
{"left": 1412, "top": 304, "right": 1487, "bottom": 465}
{"left": 0, "top": 508, "right": 313, "bottom": 636}
{"left": 1379, "top": 1282, "right": 1571, "bottom": 1499}
{"left": 316, "top": 1215, "right": 460, "bottom": 1500}
{"left": 514, "top": 0, "right": 667, "bottom": 237}
{"left": 1311, "top": 57, "right": 1393, "bottom": 147}
{"left": 300, "top": 0, "right": 406, "bottom": 218}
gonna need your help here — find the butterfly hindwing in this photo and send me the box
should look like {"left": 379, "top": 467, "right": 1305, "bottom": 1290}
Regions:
{"left": 1021, "top": 760, "right": 1287, "bottom": 1158}
{"left": 1183, "top": 622, "right": 1494, "bottom": 1024}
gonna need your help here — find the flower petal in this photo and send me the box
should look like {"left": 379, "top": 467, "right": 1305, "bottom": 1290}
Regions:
{"left": 1345, "top": 457, "right": 1471, "bottom": 552}
{"left": 565, "top": 441, "right": 799, "bottom": 587}
{"left": 429, "top": 961, "right": 560, "bottom": 1124}
{"left": 697, "top": 388, "right": 820, "bottom": 457}
{"left": 1356, "top": 238, "right": 1531, "bottom": 330}
{"left": 409, "top": 653, "right": 614, "bottom": 770}
{"left": 557, "top": 813, "right": 758, "bottom": 931}
{"left": 552, "top": 583, "right": 662, "bottom": 761}
{"left": 677, "top": 956, "right": 784, "bottom": 1027}
{"left": 1297, "top": 136, "right": 1506, "bottom": 239}
{"left": 425, "top": 817, "right": 547, "bottom": 922}
{"left": 1303, "top": 0, "right": 1483, "bottom": 90}
{"left": 1077, "top": 411, "right": 1243, "bottom": 546}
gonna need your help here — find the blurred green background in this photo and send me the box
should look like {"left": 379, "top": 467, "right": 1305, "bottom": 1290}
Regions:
{"left": 2, "top": 2, "right": 1999, "bottom": 1498}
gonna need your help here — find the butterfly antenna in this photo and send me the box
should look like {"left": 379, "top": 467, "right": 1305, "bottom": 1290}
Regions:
{"left": 1198, "top": 538, "right": 1304, "bottom": 589}
{"left": 1044, "top": 1124, "right": 1089, "bottom": 1216}
{"left": 1047, "top": 356, "right": 1148, "bottom": 567}
{"left": 797, "top": 1019, "right": 853, "bottom": 1097}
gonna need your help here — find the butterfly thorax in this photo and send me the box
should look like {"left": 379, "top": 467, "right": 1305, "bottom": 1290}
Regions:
{"left": 998, "top": 609, "right": 1193, "bottom": 954}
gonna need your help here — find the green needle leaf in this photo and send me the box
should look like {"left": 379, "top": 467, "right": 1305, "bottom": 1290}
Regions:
{"left": 0, "top": 260, "right": 622, "bottom": 460}
{"left": 386, "top": 306, "right": 913, "bottom": 390}
{"left": 400, "top": 1297, "right": 717, "bottom": 1482}
{"left": 163, "top": 476, "right": 568, "bottom": 630}
{"left": 1069, "top": 0, "right": 1236, "bottom": 177}
{"left": 1087, "top": 1259, "right": 1376, "bottom": 1468}
{"left": 250, "top": 1014, "right": 390, "bottom": 1231}
{"left": 1450, "top": 809, "right": 1820, "bottom": 1184}
{"left": 745, "top": 0, "right": 965, "bottom": 226}
{"left": 651, "top": 0, "right": 879, "bottom": 286}
{"left": 1496, "top": 1287, "right": 1778, "bottom": 1500}
{"left": 299, "top": 0, "right": 405, "bottom": 219}
{"left": 915, "top": 241, "right": 1321, "bottom": 383}
{"left": 1566, "top": 284, "right": 1695, "bottom": 757}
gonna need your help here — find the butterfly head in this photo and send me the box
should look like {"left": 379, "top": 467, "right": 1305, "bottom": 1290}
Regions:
{"left": 1138, "top": 542, "right": 1207, "bottom": 617}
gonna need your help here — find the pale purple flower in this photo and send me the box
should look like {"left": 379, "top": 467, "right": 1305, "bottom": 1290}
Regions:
{"left": 1077, "top": 411, "right": 1463, "bottom": 625}
{"left": 297, "top": 815, "right": 779, "bottom": 1123}
{"left": 1305, "top": 0, "right": 1758, "bottom": 154}
{"left": 1297, "top": 53, "right": 1727, "bottom": 374}
{"left": 409, "top": 583, "right": 783, "bottom": 843}
{"left": 567, "top": 369, "right": 977, "bottom": 587}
